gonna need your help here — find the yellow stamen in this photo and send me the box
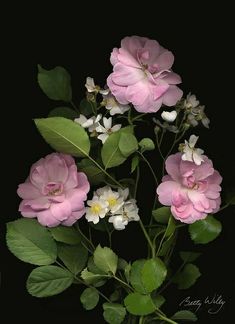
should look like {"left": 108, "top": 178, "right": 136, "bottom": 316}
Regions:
{"left": 91, "top": 204, "right": 101, "bottom": 214}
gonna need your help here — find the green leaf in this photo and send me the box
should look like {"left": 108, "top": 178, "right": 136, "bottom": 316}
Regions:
{"left": 48, "top": 107, "right": 78, "bottom": 120}
{"left": 35, "top": 117, "right": 90, "bottom": 157}
{"left": 179, "top": 251, "right": 201, "bottom": 263}
{"left": 165, "top": 215, "right": 176, "bottom": 238}
{"left": 103, "top": 303, "right": 126, "bottom": 324}
{"left": 124, "top": 293, "right": 156, "bottom": 316}
{"left": 131, "top": 155, "right": 139, "bottom": 173}
{"left": 173, "top": 263, "right": 201, "bottom": 289}
{"left": 129, "top": 259, "right": 147, "bottom": 294}
{"left": 141, "top": 258, "right": 167, "bottom": 293}
{"left": 6, "top": 219, "right": 57, "bottom": 265}
{"left": 171, "top": 310, "right": 197, "bottom": 322}
{"left": 50, "top": 226, "right": 81, "bottom": 245}
{"left": 101, "top": 126, "right": 134, "bottom": 169}
{"left": 152, "top": 207, "right": 171, "bottom": 224}
{"left": 58, "top": 244, "right": 88, "bottom": 275}
{"left": 109, "top": 290, "right": 121, "bottom": 302}
{"left": 81, "top": 268, "right": 107, "bottom": 285}
{"left": 77, "top": 158, "right": 106, "bottom": 185}
{"left": 88, "top": 256, "right": 107, "bottom": 275}
{"left": 27, "top": 265, "right": 73, "bottom": 297}
{"left": 139, "top": 138, "right": 155, "bottom": 152}
{"left": 80, "top": 287, "right": 99, "bottom": 310}
{"left": 152, "top": 295, "right": 166, "bottom": 308}
{"left": 80, "top": 98, "right": 94, "bottom": 116}
{"left": 38, "top": 65, "right": 72, "bottom": 102}
{"left": 158, "top": 234, "right": 175, "bottom": 257}
{"left": 118, "top": 133, "right": 138, "bottom": 157}
{"left": 94, "top": 245, "right": 118, "bottom": 275}
{"left": 189, "top": 215, "right": 222, "bottom": 244}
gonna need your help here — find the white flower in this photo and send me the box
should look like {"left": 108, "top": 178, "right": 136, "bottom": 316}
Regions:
{"left": 96, "top": 186, "right": 125, "bottom": 213}
{"left": 109, "top": 199, "right": 140, "bottom": 230}
{"left": 108, "top": 215, "right": 128, "bottom": 230}
{"left": 85, "top": 77, "right": 109, "bottom": 95}
{"left": 103, "top": 93, "right": 130, "bottom": 116}
{"left": 96, "top": 117, "right": 121, "bottom": 143}
{"left": 74, "top": 114, "right": 102, "bottom": 132}
{"left": 181, "top": 135, "right": 204, "bottom": 165}
{"left": 85, "top": 196, "right": 109, "bottom": 224}
{"left": 161, "top": 110, "right": 177, "bottom": 122}
{"left": 185, "top": 93, "right": 200, "bottom": 109}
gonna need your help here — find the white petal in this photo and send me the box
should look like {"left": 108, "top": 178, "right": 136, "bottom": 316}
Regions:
{"left": 85, "top": 77, "right": 95, "bottom": 92}
{"left": 111, "top": 124, "right": 121, "bottom": 132}
{"left": 99, "top": 88, "right": 109, "bottom": 95}
{"left": 110, "top": 107, "right": 122, "bottom": 116}
{"left": 74, "top": 115, "right": 87, "bottom": 126}
{"left": 82, "top": 118, "right": 94, "bottom": 128}
{"left": 103, "top": 117, "right": 112, "bottom": 129}
{"left": 189, "top": 135, "right": 199, "bottom": 148}
{"left": 96, "top": 124, "right": 107, "bottom": 133}
{"left": 98, "top": 133, "right": 109, "bottom": 143}
{"left": 161, "top": 110, "right": 177, "bottom": 122}
{"left": 95, "top": 114, "right": 102, "bottom": 123}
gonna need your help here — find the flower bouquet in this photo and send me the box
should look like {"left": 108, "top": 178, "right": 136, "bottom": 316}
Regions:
{"left": 6, "top": 36, "right": 233, "bottom": 323}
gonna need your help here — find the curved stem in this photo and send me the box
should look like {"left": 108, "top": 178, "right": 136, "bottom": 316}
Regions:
{"left": 70, "top": 100, "right": 80, "bottom": 113}
{"left": 134, "top": 165, "right": 140, "bottom": 199}
{"left": 157, "top": 315, "right": 178, "bottom": 324}
{"left": 113, "top": 275, "right": 133, "bottom": 292}
{"left": 218, "top": 203, "right": 230, "bottom": 212}
{"left": 75, "top": 223, "right": 95, "bottom": 250}
{"left": 139, "top": 219, "right": 155, "bottom": 258}
{"left": 88, "top": 155, "right": 124, "bottom": 188}
{"left": 138, "top": 151, "right": 158, "bottom": 185}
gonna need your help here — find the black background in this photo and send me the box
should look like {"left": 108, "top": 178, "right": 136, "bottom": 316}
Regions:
{"left": 2, "top": 3, "right": 235, "bottom": 323}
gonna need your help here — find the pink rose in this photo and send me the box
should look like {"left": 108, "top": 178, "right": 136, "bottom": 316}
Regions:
{"left": 107, "top": 36, "right": 183, "bottom": 113}
{"left": 156, "top": 153, "right": 222, "bottom": 223}
{"left": 17, "top": 153, "right": 90, "bottom": 227}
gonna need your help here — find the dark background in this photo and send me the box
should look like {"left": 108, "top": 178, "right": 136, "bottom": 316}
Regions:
{"left": 2, "top": 3, "right": 235, "bottom": 323}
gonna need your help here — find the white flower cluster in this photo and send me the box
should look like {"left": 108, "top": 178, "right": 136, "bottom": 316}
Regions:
{"left": 85, "top": 186, "right": 139, "bottom": 230}
{"left": 183, "top": 93, "right": 210, "bottom": 128}
{"left": 74, "top": 77, "right": 130, "bottom": 144}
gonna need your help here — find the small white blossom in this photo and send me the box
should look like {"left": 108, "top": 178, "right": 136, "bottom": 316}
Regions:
{"left": 109, "top": 199, "right": 140, "bottom": 230}
{"left": 96, "top": 186, "right": 125, "bottom": 213}
{"left": 161, "top": 110, "right": 177, "bottom": 122}
{"left": 85, "top": 77, "right": 109, "bottom": 95}
{"left": 96, "top": 117, "right": 121, "bottom": 143}
{"left": 85, "top": 196, "right": 109, "bottom": 224}
{"left": 181, "top": 135, "right": 204, "bottom": 165}
{"left": 185, "top": 93, "right": 200, "bottom": 109}
{"left": 103, "top": 93, "right": 130, "bottom": 116}
{"left": 74, "top": 114, "right": 102, "bottom": 133}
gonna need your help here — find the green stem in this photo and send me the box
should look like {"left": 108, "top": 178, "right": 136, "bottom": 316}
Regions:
{"left": 128, "top": 109, "right": 133, "bottom": 125}
{"left": 75, "top": 276, "right": 111, "bottom": 303}
{"left": 139, "top": 219, "right": 155, "bottom": 258}
{"left": 75, "top": 223, "right": 95, "bottom": 250}
{"left": 113, "top": 275, "right": 133, "bottom": 292}
{"left": 132, "top": 113, "right": 146, "bottom": 122}
{"left": 157, "top": 315, "right": 178, "bottom": 324}
{"left": 134, "top": 165, "right": 140, "bottom": 199}
{"left": 218, "top": 203, "right": 230, "bottom": 212}
{"left": 89, "top": 155, "right": 124, "bottom": 188}
{"left": 70, "top": 100, "right": 80, "bottom": 113}
{"left": 156, "top": 229, "right": 167, "bottom": 256}
{"left": 139, "top": 316, "right": 144, "bottom": 324}
{"left": 80, "top": 240, "right": 94, "bottom": 254}
{"left": 138, "top": 151, "right": 158, "bottom": 185}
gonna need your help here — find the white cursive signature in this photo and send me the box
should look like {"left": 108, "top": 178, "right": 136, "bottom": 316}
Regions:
{"left": 179, "top": 293, "right": 225, "bottom": 314}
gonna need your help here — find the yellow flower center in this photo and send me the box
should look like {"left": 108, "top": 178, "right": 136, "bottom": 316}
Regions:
{"left": 107, "top": 197, "right": 117, "bottom": 207}
{"left": 91, "top": 204, "right": 102, "bottom": 214}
